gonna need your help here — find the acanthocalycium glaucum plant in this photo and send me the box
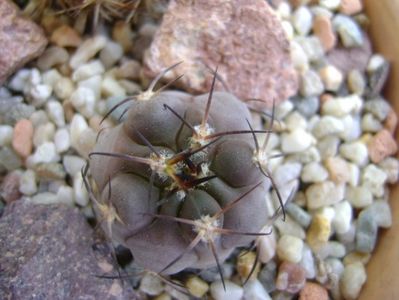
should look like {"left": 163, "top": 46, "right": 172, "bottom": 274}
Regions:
{"left": 85, "top": 63, "right": 284, "bottom": 283}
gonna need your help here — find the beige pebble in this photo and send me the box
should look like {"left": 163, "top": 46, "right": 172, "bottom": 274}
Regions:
{"left": 343, "top": 252, "right": 371, "bottom": 266}
{"left": 12, "top": 119, "right": 34, "bottom": 158}
{"left": 237, "top": 251, "right": 261, "bottom": 281}
{"left": 112, "top": 21, "right": 134, "bottom": 52}
{"left": 299, "top": 282, "right": 329, "bottom": 300}
{"left": 307, "top": 215, "right": 331, "bottom": 251}
{"left": 339, "top": 0, "right": 363, "bottom": 15}
{"left": 50, "top": 25, "right": 82, "bottom": 48}
{"left": 186, "top": 276, "right": 209, "bottom": 298}
{"left": 367, "top": 129, "right": 398, "bottom": 163}
{"left": 384, "top": 109, "right": 398, "bottom": 134}
{"left": 313, "top": 15, "right": 336, "bottom": 51}
{"left": 325, "top": 156, "right": 350, "bottom": 183}
{"left": 153, "top": 293, "right": 171, "bottom": 300}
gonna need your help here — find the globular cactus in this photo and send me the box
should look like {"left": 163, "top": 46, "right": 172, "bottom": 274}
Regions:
{"left": 86, "top": 65, "right": 283, "bottom": 281}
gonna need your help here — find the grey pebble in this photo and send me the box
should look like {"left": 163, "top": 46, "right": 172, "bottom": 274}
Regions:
{"left": 0, "top": 97, "right": 35, "bottom": 125}
{"left": 333, "top": 14, "right": 364, "bottom": 48}
{"left": 363, "top": 200, "right": 392, "bottom": 228}
{"left": 286, "top": 202, "right": 312, "bottom": 228}
{"left": 299, "top": 244, "right": 316, "bottom": 279}
{"left": 355, "top": 210, "right": 378, "bottom": 253}
{"left": 258, "top": 260, "right": 277, "bottom": 293}
{"left": 292, "top": 96, "right": 319, "bottom": 118}
{"left": 0, "top": 147, "right": 22, "bottom": 171}
{"left": 363, "top": 98, "right": 391, "bottom": 121}
{"left": 300, "top": 70, "right": 324, "bottom": 97}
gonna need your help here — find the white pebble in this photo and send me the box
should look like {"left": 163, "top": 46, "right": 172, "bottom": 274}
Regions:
{"left": 306, "top": 181, "right": 345, "bottom": 209}
{"left": 33, "top": 122, "right": 56, "bottom": 147}
{"left": 332, "top": 201, "right": 352, "bottom": 234}
{"left": 292, "top": 6, "right": 313, "bottom": 36}
{"left": 70, "top": 35, "right": 107, "bottom": 69}
{"left": 73, "top": 172, "right": 89, "bottom": 206}
{"left": 28, "top": 84, "right": 53, "bottom": 106}
{"left": 320, "top": 0, "right": 341, "bottom": 10}
{"left": 312, "top": 115, "right": 345, "bottom": 138}
{"left": 290, "top": 41, "right": 309, "bottom": 72}
{"left": 347, "top": 162, "right": 360, "bottom": 186}
{"left": 78, "top": 75, "right": 102, "bottom": 100}
{"left": 273, "top": 162, "right": 302, "bottom": 187}
{"left": 42, "top": 69, "right": 62, "bottom": 88}
{"left": 31, "top": 142, "right": 60, "bottom": 164}
{"left": 139, "top": 272, "right": 164, "bottom": 296}
{"left": 70, "top": 87, "right": 96, "bottom": 118}
{"left": 54, "top": 128, "right": 71, "bottom": 153}
{"left": 101, "top": 76, "right": 126, "bottom": 97}
{"left": 258, "top": 230, "right": 276, "bottom": 263}
{"left": 319, "top": 65, "right": 343, "bottom": 92}
{"left": 339, "top": 141, "right": 368, "bottom": 166}
{"left": 378, "top": 157, "right": 399, "bottom": 184}
{"left": 19, "top": 169, "right": 37, "bottom": 196}
{"left": 285, "top": 111, "right": 308, "bottom": 131}
{"left": 63, "top": 155, "right": 86, "bottom": 177}
{"left": 70, "top": 114, "right": 89, "bottom": 151}
{"left": 361, "top": 164, "right": 388, "bottom": 197}
{"left": 56, "top": 185, "right": 75, "bottom": 206}
{"left": 300, "top": 69, "right": 324, "bottom": 97}
{"left": 346, "top": 185, "right": 373, "bottom": 208}
{"left": 30, "top": 110, "right": 49, "bottom": 128}
{"left": 72, "top": 60, "right": 105, "bottom": 82}
{"left": 299, "top": 245, "right": 316, "bottom": 279}
{"left": 287, "top": 146, "right": 321, "bottom": 164}
{"left": 301, "top": 162, "right": 329, "bottom": 183}
{"left": 367, "top": 54, "right": 387, "bottom": 73}
{"left": 322, "top": 94, "right": 363, "bottom": 117}
{"left": 361, "top": 113, "right": 383, "bottom": 133}
{"left": 54, "top": 77, "right": 75, "bottom": 100}
{"left": 100, "top": 41, "right": 124, "bottom": 69}
{"left": 46, "top": 101, "right": 65, "bottom": 127}
{"left": 8, "top": 68, "right": 31, "bottom": 91}
{"left": 277, "top": 235, "right": 304, "bottom": 263}
{"left": 243, "top": 279, "right": 271, "bottom": 300}
{"left": 30, "top": 192, "right": 58, "bottom": 204}
{"left": 281, "top": 128, "right": 315, "bottom": 153}
{"left": 339, "top": 115, "right": 362, "bottom": 142}
{"left": 210, "top": 280, "right": 243, "bottom": 300}
{"left": 340, "top": 263, "right": 367, "bottom": 300}
{"left": 276, "top": 100, "right": 294, "bottom": 120}
{"left": 333, "top": 14, "right": 364, "bottom": 48}
{"left": 74, "top": 128, "right": 97, "bottom": 158}
{"left": 276, "top": 2, "right": 291, "bottom": 20}
{"left": 282, "top": 20, "right": 294, "bottom": 40}
{"left": 0, "top": 125, "right": 13, "bottom": 146}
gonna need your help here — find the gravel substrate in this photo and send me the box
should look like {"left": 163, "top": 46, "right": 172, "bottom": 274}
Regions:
{"left": 1, "top": 0, "right": 398, "bottom": 299}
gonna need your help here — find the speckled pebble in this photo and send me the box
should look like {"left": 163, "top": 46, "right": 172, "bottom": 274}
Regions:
{"left": 276, "top": 262, "right": 306, "bottom": 294}
{"left": 367, "top": 129, "right": 398, "bottom": 164}
{"left": 0, "top": 171, "right": 21, "bottom": 203}
{"left": 299, "top": 282, "right": 328, "bottom": 300}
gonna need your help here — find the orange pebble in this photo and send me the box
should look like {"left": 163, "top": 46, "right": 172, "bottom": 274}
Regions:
{"left": 299, "top": 282, "right": 329, "bottom": 300}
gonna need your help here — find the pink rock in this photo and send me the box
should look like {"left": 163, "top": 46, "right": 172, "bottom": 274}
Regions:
{"left": 299, "top": 282, "right": 329, "bottom": 300}
{"left": 0, "top": 171, "right": 21, "bottom": 203}
{"left": 0, "top": 0, "right": 47, "bottom": 84}
{"left": 384, "top": 109, "right": 398, "bottom": 135}
{"left": 368, "top": 129, "right": 398, "bottom": 164}
{"left": 276, "top": 261, "right": 306, "bottom": 294}
{"left": 144, "top": 0, "right": 298, "bottom": 108}
{"left": 313, "top": 15, "right": 336, "bottom": 52}
{"left": 339, "top": 0, "right": 363, "bottom": 15}
{"left": 12, "top": 119, "right": 34, "bottom": 158}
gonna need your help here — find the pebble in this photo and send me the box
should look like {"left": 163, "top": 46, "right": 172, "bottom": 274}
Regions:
{"left": 347, "top": 69, "right": 366, "bottom": 95}
{"left": 139, "top": 272, "right": 164, "bottom": 296}
{"left": 325, "top": 156, "right": 351, "bottom": 183}
{"left": 281, "top": 128, "right": 315, "bottom": 153}
{"left": 318, "top": 241, "right": 347, "bottom": 259}
{"left": 74, "top": 128, "right": 97, "bottom": 158}
{"left": 361, "top": 113, "right": 383, "bottom": 133}
{"left": 29, "top": 192, "right": 59, "bottom": 204}
{"left": 293, "top": 96, "right": 319, "bottom": 118}
{"left": 337, "top": 221, "right": 357, "bottom": 248}
{"left": 333, "top": 14, "right": 363, "bottom": 47}
{"left": 306, "top": 181, "right": 345, "bottom": 209}
{"left": 0, "top": 125, "right": 13, "bottom": 146}
{"left": 0, "top": 147, "right": 22, "bottom": 171}
{"left": 340, "top": 0, "right": 363, "bottom": 15}
{"left": 46, "top": 101, "right": 65, "bottom": 127}
{"left": 243, "top": 279, "right": 271, "bottom": 300}
{"left": 276, "top": 262, "right": 306, "bottom": 294}
{"left": 384, "top": 109, "right": 398, "bottom": 134}
{"left": 339, "top": 141, "right": 369, "bottom": 166}
{"left": 73, "top": 172, "right": 89, "bottom": 207}
{"left": 318, "top": 65, "right": 343, "bottom": 92}
{"left": 321, "top": 94, "right": 363, "bottom": 117}
{"left": 364, "top": 99, "right": 391, "bottom": 121}
{"left": 317, "top": 136, "right": 340, "bottom": 159}
{"left": 340, "top": 114, "right": 362, "bottom": 142}
{"left": 30, "top": 142, "right": 60, "bottom": 165}
{"left": 286, "top": 203, "right": 312, "bottom": 228}
{"left": 273, "top": 162, "right": 302, "bottom": 187}
{"left": 340, "top": 262, "right": 366, "bottom": 300}
{"left": 56, "top": 185, "right": 75, "bottom": 206}
{"left": 275, "top": 215, "right": 306, "bottom": 239}
{"left": 8, "top": 68, "right": 31, "bottom": 92}
{"left": 37, "top": 46, "right": 69, "bottom": 71}
{"left": 70, "top": 36, "right": 107, "bottom": 69}
{"left": 301, "top": 161, "right": 328, "bottom": 183}
{"left": 42, "top": 69, "right": 62, "bottom": 88}
{"left": 153, "top": 293, "right": 170, "bottom": 300}
{"left": 320, "top": 0, "right": 341, "bottom": 10}
{"left": 99, "top": 41, "right": 124, "bottom": 69}
{"left": 73, "top": 61, "right": 105, "bottom": 83}
{"left": 112, "top": 21, "right": 134, "bottom": 53}
{"left": 285, "top": 111, "right": 308, "bottom": 131}
{"left": 299, "top": 282, "right": 329, "bottom": 300}
{"left": 378, "top": 157, "right": 399, "bottom": 184}
{"left": 114, "top": 59, "right": 141, "bottom": 80}
{"left": 33, "top": 122, "right": 56, "bottom": 147}
{"left": 12, "top": 119, "right": 34, "bottom": 158}
{"left": 50, "top": 25, "right": 82, "bottom": 48}
{"left": 296, "top": 36, "right": 325, "bottom": 63}
{"left": 343, "top": 252, "right": 371, "bottom": 266}
{"left": 198, "top": 263, "right": 234, "bottom": 283}
{"left": 277, "top": 235, "right": 304, "bottom": 263}
{"left": 281, "top": 20, "right": 294, "bottom": 40}
{"left": 186, "top": 276, "right": 208, "bottom": 298}
{"left": 292, "top": 6, "right": 313, "bottom": 36}
{"left": 367, "top": 129, "right": 398, "bottom": 164}
{"left": 63, "top": 155, "right": 88, "bottom": 177}
{"left": 70, "top": 114, "right": 89, "bottom": 150}
{"left": 347, "top": 162, "right": 360, "bottom": 186}
{"left": 258, "top": 230, "right": 276, "bottom": 263}
{"left": 70, "top": 87, "right": 96, "bottom": 118}
{"left": 0, "top": 101, "right": 35, "bottom": 125}
{"left": 54, "top": 128, "right": 71, "bottom": 154}
{"left": 210, "top": 280, "right": 243, "bottom": 300}
{"left": 346, "top": 185, "right": 373, "bottom": 208}
{"left": 19, "top": 169, "right": 37, "bottom": 196}
{"left": 258, "top": 260, "right": 277, "bottom": 293}
{"left": 312, "top": 115, "right": 345, "bottom": 138}
{"left": 101, "top": 76, "right": 127, "bottom": 98}
{"left": 313, "top": 15, "right": 336, "bottom": 51}
{"left": 299, "top": 245, "right": 316, "bottom": 279}
{"left": 78, "top": 75, "right": 102, "bottom": 101}
{"left": 30, "top": 110, "right": 49, "bottom": 128}
{"left": 307, "top": 214, "right": 332, "bottom": 250}
{"left": 361, "top": 164, "right": 388, "bottom": 197}
{"left": 290, "top": 41, "right": 309, "bottom": 72}
{"left": 300, "top": 70, "right": 324, "bottom": 97}
{"left": 325, "top": 257, "right": 345, "bottom": 278}
{"left": 237, "top": 251, "right": 260, "bottom": 281}
{"left": 0, "top": 171, "right": 22, "bottom": 203}
{"left": 356, "top": 210, "right": 378, "bottom": 253}
{"left": 332, "top": 201, "right": 352, "bottom": 234}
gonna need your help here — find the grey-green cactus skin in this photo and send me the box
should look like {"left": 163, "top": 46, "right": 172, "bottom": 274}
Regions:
{"left": 89, "top": 90, "right": 271, "bottom": 275}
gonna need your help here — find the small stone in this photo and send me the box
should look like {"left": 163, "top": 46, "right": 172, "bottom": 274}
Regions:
{"left": 118, "top": 80, "right": 142, "bottom": 95}
{"left": 312, "top": 115, "right": 345, "bottom": 138}
{"left": 383, "top": 109, "right": 398, "bottom": 134}
{"left": 0, "top": 147, "right": 22, "bottom": 171}
{"left": 292, "top": 6, "right": 313, "bottom": 36}
{"left": 325, "top": 156, "right": 351, "bottom": 183}
{"left": 306, "top": 181, "right": 345, "bottom": 209}
{"left": 285, "top": 111, "right": 308, "bottom": 131}
{"left": 282, "top": 20, "right": 294, "bottom": 40}
{"left": 340, "top": 262, "right": 366, "bottom": 300}
{"left": 378, "top": 157, "right": 399, "bottom": 184}
{"left": 361, "top": 113, "right": 383, "bottom": 133}
{"left": 290, "top": 41, "right": 309, "bottom": 72}
{"left": 99, "top": 41, "right": 124, "bottom": 69}
{"left": 0, "top": 171, "right": 21, "bottom": 203}
{"left": 12, "top": 119, "right": 34, "bottom": 158}
{"left": 343, "top": 252, "right": 371, "bottom": 266}
{"left": 153, "top": 293, "right": 171, "bottom": 300}
{"left": 114, "top": 59, "right": 141, "bottom": 80}
{"left": 139, "top": 272, "right": 164, "bottom": 296}
{"left": 70, "top": 114, "right": 89, "bottom": 150}
{"left": 347, "top": 69, "right": 366, "bottom": 95}
{"left": 101, "top": 76, "right": 126, "bottom": 97}
{"left": 186, "top": 276, "right": 208, "bottom": 298}
{"left": 306, "top": 214, "right": 332, "bottom": 250}
{"left": 210, "top": 280, "right": 243, "bottom": 300}
{"left": 296, "top": 36, "right": 325, "bottom": 63}
{"left": 317, "top": 136, "right": 340, "bottom": 159}
{"left": 320, "top": 0, "right": 341, "bottom": 10}
{"left": 313, "top": 15, "right": 336, "bottom": 51}
{"left": 56, "top": 185, "right": 75, "bottom": 206}
{"left": 258, "top": 230, "right": 277, "bottom": 263}
{"left": 30, "top": 142, "right": 60, "bottom": 165}
{"left": 341, "top": 115, "right": 361, "bottom": 142}
{"left": 243, "top": 279, "right": 271, "bottom": 300}
{"left": 321, "top": 94, "right": 362, "bottom": 117}
{"left": 337, "top": 221, "right": 357, "bottom": 248}
{"left": 28, "top": 84, "right": 53, "bottom": 107}
{"left": 37, "top": 46, "right": 69, "bottom": 71}
{"left": 332, "top": 201, "right": 352, "bottom": 234}
{"left": 277, "top": 235, "right": 304, "bottom": 263}
{"left": 63, "top": 155, "right": 86, "bottom": 177}
{"left": 258, "top": 261, "right": 277, "bottom": 293}
{"left": 333, "top": 14, "right": 363, "bottom": 48}
{"left": 356, "top": 210, "right": 378, "bottom": 253}
{"left": 281, "top": 128, "right": 315, "bottom": 153}
{"left": 286, "top": 203, "right": 312, "bottom": 228}
{"left": 299, "top": 245, "right": 316, "bottom": 279}
{"left": 368, "top": 129, "right": 398, "bottom": 164}
{"left": 293, "top": 96, "right": 319, "bottom": 118}
{"left": 72, "top": 60, "right": 105, "bottom": 82}
{"left": 198, "top": 263, "right": 234, "bottom": 282}
{"left": 361, "top": 164, "right": 387, "bottom": 197}
{"left": 237, "top": 251, "right": 261, "bottom": 281}
{"left": 19, "top": 169, "right": 37, "bottom": 196}
{"left": 33, "top": 122, "right": 56, "bottom": 147}
{"left": 30, "top": 110, "right": 49, "bottom": 128}
{"left": 319, "top": 65, "right": 343, "bottom": 92}
{"left": 70, "top": 36, "right": 107, "bottom": 69}
{"left": 70, "top": 87, "right": 96, "bottom": 118}
{"left": 346, "top": 185, "right": 373, "bottom": 208}
{"left": 347, "top": 162, "right": 360, "bottom": 186}
{"left": 300, "top": 70, "right": 324, "bottom": 97}
{"left": 50, "top": 25, "right": 82, "bottom": 48}
{"left": 46, "top": 101, "right": 65, "bottom": 127}
{"left": 54, "top": 128, "right": 71, "bottom": 153}
{"left": 339, "top": 141, "right": 369, "bottom": 166}
{"left": 363, "top": 99, "right": 391, "bottom": 121}
{"left": 366, "top": 200, "right": 392, "bottom": 228}
{"left": 42, "top": 69, "right": 62, "bottom": 89}
{"left": 73, "top": 172, "right": 89, "bottom": 207}
{"left": 78, "top": 75, "right": 102, "bottom": 100}
{"left": 273, "top": 162, "right": 302, "bottom": 187}
{"left": 299, "top": 282, "right": 328, "bottom": 300}
{"left": 112, "top": 21, "right": 134, "bottom": 53}
{"left": 340, "top": 0, "right": 363, "bottom": 15}
{"left": 318, "top": 241, "right": 346, "bottom": 259}
{"left": 301, "top": 162, "right": 329, "bottom": 183}
{"left": 0, "top": 125, "right": 13, "bottom": 146}
{"left": 275, "top": 215, "right": 306, "bottom": 239}
{"left": 276, "top": 262, "right": 306, "bottom": 294}
{"left": 30, "top": 192, "right": 59, "bottom": 204}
